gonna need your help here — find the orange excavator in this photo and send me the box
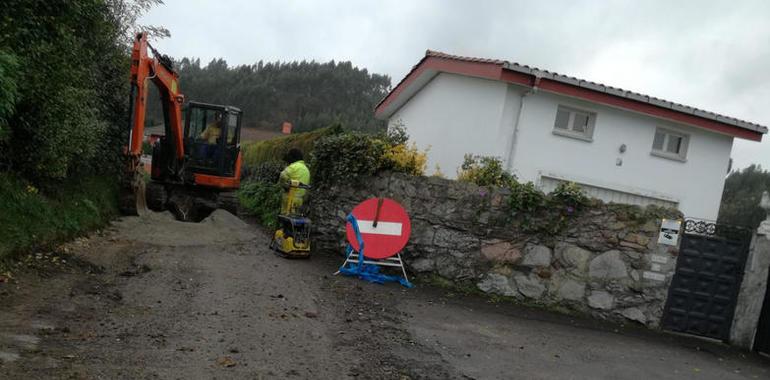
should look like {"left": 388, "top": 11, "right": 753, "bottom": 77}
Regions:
{"left": 120, "top": 32, "right": 243, "bottom": 221}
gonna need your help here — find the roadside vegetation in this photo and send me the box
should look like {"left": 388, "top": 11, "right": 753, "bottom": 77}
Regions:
{"left": 0, "top": 0, "right": 164, "bottom": 263}
{"left": 0, "top": 174, "right": 118, "bottom": 267}
{"left": 454, "top": 154, "right": 681, "bottom": 236}
{"left": 238, "top": 124, "right": 428, "bottom": 225}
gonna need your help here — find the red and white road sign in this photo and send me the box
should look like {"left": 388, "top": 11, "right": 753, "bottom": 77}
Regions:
{"left": 346, "top": 198, "right": 411, "bottom": 259}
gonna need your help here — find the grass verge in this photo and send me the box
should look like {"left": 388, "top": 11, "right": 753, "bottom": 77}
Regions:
{"left": 0, "top": 173, "right": 118, "bottom": 268}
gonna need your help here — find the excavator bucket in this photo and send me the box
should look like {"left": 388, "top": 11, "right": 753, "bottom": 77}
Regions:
{"left": 119, "top": 163, "right": 149, "bottom": 216}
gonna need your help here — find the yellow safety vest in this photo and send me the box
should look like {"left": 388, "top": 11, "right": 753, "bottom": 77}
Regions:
{"left": 279, "top": 160, "right": 310, "bottom": 213}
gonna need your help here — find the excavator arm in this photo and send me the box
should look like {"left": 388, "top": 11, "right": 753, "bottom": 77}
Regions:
{"left": 127, "top": 32, "right": 185, "bottom": 160}
{"left": 121, "top": 32, "right": 185, "bottom": 215}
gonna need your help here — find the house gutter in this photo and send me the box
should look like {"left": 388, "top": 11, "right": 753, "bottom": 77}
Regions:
{"left": 506, "top": 76, "right": 541, "bottom": 172}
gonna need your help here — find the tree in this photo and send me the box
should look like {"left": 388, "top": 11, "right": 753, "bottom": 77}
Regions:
{"left": 107, "top": 0, "right": 170, "bottom": 47}
{"left": 0, "top": 0, "right": 165, "bottom": 183}
{"left": 145, "top": 58, "right": 391, "bottom": 133}
{"left": 718, "top": 164, "right": 770, "bottom": 228}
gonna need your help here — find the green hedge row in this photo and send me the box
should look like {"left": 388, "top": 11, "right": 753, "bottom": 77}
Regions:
{"left": 241, "top": 125, "right": 342, "bottom": 168}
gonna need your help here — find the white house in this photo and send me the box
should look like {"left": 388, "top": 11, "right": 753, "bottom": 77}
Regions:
{"left": 375, "top": 51, "right": 767, "bottom": 220}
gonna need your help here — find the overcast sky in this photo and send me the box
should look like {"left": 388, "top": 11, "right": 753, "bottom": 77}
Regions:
{"left": 140, "top": 0, "right": 770, "bottom": 171}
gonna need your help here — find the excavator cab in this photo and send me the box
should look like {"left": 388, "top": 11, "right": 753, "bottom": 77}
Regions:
{"left": 183, "top": 102, "right": 242, "bottom": 178}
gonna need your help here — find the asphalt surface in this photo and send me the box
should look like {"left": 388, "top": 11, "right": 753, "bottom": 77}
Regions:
{"left": 0, "top": 212, "right": 768, "bottom": 379}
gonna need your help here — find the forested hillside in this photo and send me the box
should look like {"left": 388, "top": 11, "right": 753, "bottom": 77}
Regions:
{"left": 146, "top": 58, "right": 391, "bottom": 132}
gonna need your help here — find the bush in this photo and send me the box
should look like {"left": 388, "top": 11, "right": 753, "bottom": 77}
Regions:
{"left": 237, "top": 180, "right": 282, "bottom": 228}
{"left": 509, "top": 181, "right": 546, "bottom": 213}
{"left": 382, "top": 143, "right": 428, "bottom": 176}
{"left": 549, "top": 181, "right": 589, "bottom": 209}
{"left": 457, "top": 155, "right": 515, "bottom": 187}
{"left": 310, "top": 132, "right": 389, "bottom": 185}
{"left": 432, "top": 164, "right": 445, "bottom": 178}
{"left": 0, "top": 51, "right": 19, "bottom": 140}
{"left": 382, "top": 121, "right": 409, "bottom": 146}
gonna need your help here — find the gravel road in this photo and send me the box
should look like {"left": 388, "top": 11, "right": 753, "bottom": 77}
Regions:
{"left": 0, "top": 212, "right": 768, "bottom": 379}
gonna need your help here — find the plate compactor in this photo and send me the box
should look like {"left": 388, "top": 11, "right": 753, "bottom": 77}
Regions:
{"left": 270, "top": 180, "right": 311, "bottom": 258}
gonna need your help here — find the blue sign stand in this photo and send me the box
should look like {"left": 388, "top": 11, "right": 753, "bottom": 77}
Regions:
{"left": 335, "top": 214, "right": 413, "bottom": 288}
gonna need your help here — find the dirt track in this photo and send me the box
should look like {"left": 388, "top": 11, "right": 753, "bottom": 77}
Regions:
{"left": 1, "top": 212, "right": 769, "bottom": 379}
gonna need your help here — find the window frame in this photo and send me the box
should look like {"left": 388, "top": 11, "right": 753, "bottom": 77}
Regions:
{"left": 552, "top": 105, "right": 597, "bottom": 142}
{"left": 650, "top": 127, "right": 689, "bottom": 162}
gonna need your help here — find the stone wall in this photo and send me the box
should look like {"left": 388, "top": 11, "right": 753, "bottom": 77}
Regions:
{"left": 311, "top": 173, "right": 683, "bottom": 328}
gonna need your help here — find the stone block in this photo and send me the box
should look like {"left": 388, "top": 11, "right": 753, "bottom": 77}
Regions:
{"left": 641, "top": 220, "right": 659, "bottom": 233}
{"left": 481, "top": 240, "right": 522, "bottom": 265}
{"left": 410, "top": 258, "right": 434, "bottom": 272}
{"left": 514, "top": 273, "right": 546, "bottom": 299}
{"left": 433, "top": 228, "right": 478, "bottom": 250}
{"left": 477, "top": 273, "right": 518, "bottom": 297}
{"left": 608, "top": 221, "right": 627, "bottom": 230}
{"left": 620, "top": 307, "right": 647, "bottom": 324}
{"left": 477, "top": 211, "right": 491, "bottom": 225}
{"left": 555, "top": 243, "right": 592, "bottom": 273}
{"left": 489, "top": 265, "right": 514, "bottom": 276}
{"left": 557, "top": 278, "right": 586, "bottom": 301}
{"left": 587, "top": 290, "right": 614, "bottom": 310}
{"left": 619, "top": 241, "right": 646, "bottom": 251}
{"left": 411, "top": 224, "right": 435, "bottom": 246}
{"left": 624, "top": 233, "right": 651, "bottom": 247}
{"left": 521, "top": 244, "right": 553, "bottom": 267}
{"left": 434, "top": 255, "right": 460, "bottom": 279}
{"left": 589, "top": 250, "right": 629, "bottom": 280}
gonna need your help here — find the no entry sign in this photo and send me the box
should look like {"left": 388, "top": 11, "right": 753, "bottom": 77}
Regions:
{"left": 346, "top": 198, "right": 411, "bottom": 259}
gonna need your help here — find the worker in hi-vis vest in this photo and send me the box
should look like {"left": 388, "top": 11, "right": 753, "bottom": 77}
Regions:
{"left": 279, "top": 148, "right": 310, "bottom": 214}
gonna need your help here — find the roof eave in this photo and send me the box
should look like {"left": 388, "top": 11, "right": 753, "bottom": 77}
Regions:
{"left": 502, "top": 62, "right": 767, "bottom": 135}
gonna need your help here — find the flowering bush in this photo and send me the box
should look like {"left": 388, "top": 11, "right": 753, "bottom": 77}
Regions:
{"left": 383, "top": 143, "right": 428, "bottom": 176}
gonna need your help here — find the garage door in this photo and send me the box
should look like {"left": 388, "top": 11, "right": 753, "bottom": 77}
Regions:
{"left": 539, "top": 176, "right": 678, "bottom": 209}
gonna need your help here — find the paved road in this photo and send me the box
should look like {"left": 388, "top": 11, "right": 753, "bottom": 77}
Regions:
{"left": 0, "top": 213, "right": 768, "bottom": 379}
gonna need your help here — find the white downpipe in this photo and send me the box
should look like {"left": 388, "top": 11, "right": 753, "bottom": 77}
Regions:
{"left": 506, "top": 85, "right": 537, "bottom": 172}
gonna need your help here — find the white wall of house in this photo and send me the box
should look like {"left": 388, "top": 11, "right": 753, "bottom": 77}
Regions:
{"left": 387, "top": 74, "right": 735, "bottom": 220}
{"left": 511, "top": 91, "right": 733, "bottom": 220}
{"left": 388, "top": 73, "right": 520, "bottom": 177}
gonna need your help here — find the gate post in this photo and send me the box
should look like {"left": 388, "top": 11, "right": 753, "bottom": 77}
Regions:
{"left": 730, "top": 192, "right": 770, "bottom": 349}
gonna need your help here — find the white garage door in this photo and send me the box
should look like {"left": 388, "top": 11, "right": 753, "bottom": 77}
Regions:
{"left": 539, "top": 176, "right": 678, "bottom": 209}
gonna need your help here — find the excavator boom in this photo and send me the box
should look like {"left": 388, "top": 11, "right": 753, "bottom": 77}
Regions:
{"left": 127, "top": 32, "right": 185, "bottom": 161}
